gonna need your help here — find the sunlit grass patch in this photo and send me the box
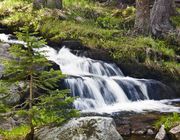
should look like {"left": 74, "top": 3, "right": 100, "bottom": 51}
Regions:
{"left": 0, "top": 125, "right": 30, "bottom": 140}
{"left": 155, "top": 113, "right": 180, "bottom": 130}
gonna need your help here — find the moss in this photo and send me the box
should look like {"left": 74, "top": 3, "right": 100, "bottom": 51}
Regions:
{"left": 0, "top": 0, "right": 179, "bottom": 80}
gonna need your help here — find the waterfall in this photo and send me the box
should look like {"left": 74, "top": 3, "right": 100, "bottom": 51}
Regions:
{"left": 44, "top": 47, "right": 180, "bottom": 113}
{"left": 0, "top": 33, "right": 180, "bottom": 113}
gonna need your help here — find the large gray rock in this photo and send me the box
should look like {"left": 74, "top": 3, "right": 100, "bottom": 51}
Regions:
{"left": 155, "top": 125, "right": 168, "bottom": 140}
{"left": 169, "top": 125, "right": 180, "bottom": 140}
{"left": 4, "top": 83, "right": 23, "bottom": 105}
{"left": 34, "top": 117, "right": 123, "bottom": 140}
{"left": 0, "top": 43, "right": 11, "bottom": 78}
{"left": 0, "top": 43, "right": 26, "bottom": 105}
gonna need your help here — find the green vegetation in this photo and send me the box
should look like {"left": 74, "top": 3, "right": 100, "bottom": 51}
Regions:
{"left": 0, "top": 81, "right": 10, "bottom": 114}
{"left": 171, "top": 8, "right": 180, "bottom": 27}
{"left": 155, "top": 113, "right": 180, "bottom": 130}
{"left": 0, "top": 27, "right": 79, "bottom": 139}
{"left": 0, "top": 0, "right": 179, "bottom": 79}
{"left": 0, "top": 125, "right": 30, "bottom": 140}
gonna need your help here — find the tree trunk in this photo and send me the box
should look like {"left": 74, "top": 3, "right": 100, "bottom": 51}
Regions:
{"left": 28, "top": 74, "right": 34, "bottom": 140}
{"left": 33, "top": 0, "right": 46, "bottom": 9}
{"left": 134, "top": 0, "right": 150, "bottom": 35}
{"left": 150, "top": 0, "right": 176, "bottom": 37}
{"left": 47, "top": 0, "right": 62, "bottom": 9}
{"left": 33, "top": 0, "right": 63, "bottom": 9}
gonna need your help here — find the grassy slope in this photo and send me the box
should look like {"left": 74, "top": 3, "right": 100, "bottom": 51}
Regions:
{"left": 0, "top": 0, "right": 179, "bottom": 84}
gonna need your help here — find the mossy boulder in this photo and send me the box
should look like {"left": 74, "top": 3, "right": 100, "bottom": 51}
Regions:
{"left": 34, "top": 117, "right": 123, "bottom": 140}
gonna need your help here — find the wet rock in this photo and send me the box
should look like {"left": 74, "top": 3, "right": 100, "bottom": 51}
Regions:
{"left": 169, "top": 125, "right": 180, "bottom": 140}
{"left": 8, "top": 34, "right": 17, "bottom": 40}
{"left": 34, "top": 117, "right": 123, "bottom": 140}
{"left": 138, "top": 79, "right": 175, "bottom": 100}
{"left": 116, "top": 124, "right": 131, "bottom": 136}
{"left": 133, "top": 130, "right": 146, "bottom": 135}
{"left": 113, "top": 112, "right": 161, "bottom": 138}
{"left": 77, "top": 48, "right": 112, "bottom": 62}
{"left": 117, "top": 61, "right": 180, "bottom": 98}
{"left": 147, "top": 129, "right": 155, "bottom": 135}
{"left": 60, "top": 40, "right": 87, "bottom": 51}
{"left": 114, "top": 116, "right": 131, "bottom": 136}
{"left": 155, "top": 125, "right": 168, "bottom": 140}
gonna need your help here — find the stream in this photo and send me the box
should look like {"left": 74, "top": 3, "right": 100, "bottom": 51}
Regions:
{"left": 0, "top": 33, "right": 180, "bottom": 114}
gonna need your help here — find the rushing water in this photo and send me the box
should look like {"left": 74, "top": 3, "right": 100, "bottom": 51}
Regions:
{"left": 0, "top": 33, "right": 180, "bottom": 113}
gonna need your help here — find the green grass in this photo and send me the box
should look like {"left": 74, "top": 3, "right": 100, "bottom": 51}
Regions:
{"left": 0, "top": 125, "right": 30, "bottom": 140}
{"left": 171, "top": 8, "right": 180, "bottom": 27}
{"left": 171, "top": 16, "right": 180, "bottom": 27}
{"left": 64, "top": 0, "right": 96, "bottom": 8}
{"left": 0, "top": 0, "right": 30, "bottom": 17}
{"left": 155, "top": 113, "right": 180, "bottom": 130}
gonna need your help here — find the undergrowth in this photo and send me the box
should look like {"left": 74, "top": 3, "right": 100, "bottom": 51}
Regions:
{"left": 155, "top": 113, "right": 180, "bottom": 130}
{"left": 0, "top": 125, "right": 30, "bottom": 140}
{"left": 0, "top": 0, "right": 179, "bottom": 76}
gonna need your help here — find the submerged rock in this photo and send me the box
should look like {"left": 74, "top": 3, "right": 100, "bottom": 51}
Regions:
{"left": 34, "top": 117, "right": 123, "bottom": 140}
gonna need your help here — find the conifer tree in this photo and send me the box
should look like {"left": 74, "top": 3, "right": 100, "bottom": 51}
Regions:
{"left": 2, "top": 27, "right": 78, "bottom": 139}
{"left": 0, "top": 81, "right": 9, "bottom": 114}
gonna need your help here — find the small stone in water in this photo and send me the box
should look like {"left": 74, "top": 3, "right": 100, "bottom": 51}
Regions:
{"left": 147, "top": 129, "right": 154, "bottom": 135}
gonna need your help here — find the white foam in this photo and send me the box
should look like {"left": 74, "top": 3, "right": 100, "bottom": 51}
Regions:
{"left": 0, "top": 33, "right": 25, "bottom": 45}
{"left": 82, "top": 99, "right": 180, "bottom": 114}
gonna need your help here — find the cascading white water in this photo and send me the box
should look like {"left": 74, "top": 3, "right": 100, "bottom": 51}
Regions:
{"left": 0, "top": 33, "right": 180, "bottom": 113}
